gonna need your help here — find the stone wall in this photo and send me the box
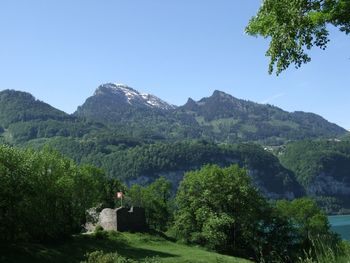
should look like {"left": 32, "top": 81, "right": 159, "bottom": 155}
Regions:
{"left": 99, "top": 208, "right": 118, "bottom": 231}
{"left": 94, "top": 206, "right": 147, "bottom": 232}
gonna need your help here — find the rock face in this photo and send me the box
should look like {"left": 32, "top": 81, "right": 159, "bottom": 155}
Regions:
{"left": 92, "top": 207, "right": 147, "bottom": 232}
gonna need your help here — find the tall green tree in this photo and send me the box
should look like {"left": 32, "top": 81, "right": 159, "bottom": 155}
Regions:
{"left": 246, "top": 0, "right": 350, "bottom": 75}
{"left": 276, "top": 198, "right": 337, "bottom": 243}
{"left": 173, "top": 164, "right": 295, "bottom": 260}
{"left": 129, "top": 177, "right": 172, "bottom": 231}
{"left": 276, "top": 198, "right": 342, "bottom": 258}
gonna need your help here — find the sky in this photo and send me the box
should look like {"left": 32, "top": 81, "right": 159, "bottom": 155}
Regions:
{"left": 0, "top": 0, "right": 349, "bottom": 129}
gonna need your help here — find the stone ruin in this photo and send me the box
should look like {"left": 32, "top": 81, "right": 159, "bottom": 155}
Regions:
{"left": 86, "top": 206, "right": 147, "bottom": 232}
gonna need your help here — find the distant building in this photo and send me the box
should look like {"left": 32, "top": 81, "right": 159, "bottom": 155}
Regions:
{"left": 327, "top": 138, "right": 342, "bottom": 142}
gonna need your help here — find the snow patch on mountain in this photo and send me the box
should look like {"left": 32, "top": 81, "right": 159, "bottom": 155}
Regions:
{"left": 94, "top": 83, "right": 176, "bottom": 110}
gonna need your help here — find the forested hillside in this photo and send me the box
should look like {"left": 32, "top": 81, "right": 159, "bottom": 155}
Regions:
{"left": 279, "top": 140, "right": 350, "bottom": 212}
{"left": 26, "top": 138, "right": 303, "bottom": 199}
{"left": 0, "top": 88, "right": 349, "bottom": 211}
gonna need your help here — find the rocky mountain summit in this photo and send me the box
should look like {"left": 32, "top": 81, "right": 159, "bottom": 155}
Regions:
{"left": 92, "top": 83, "right": 175, "bottom": 110}
{"left": 74, "top": 83, "right": 177, "bottom": 126}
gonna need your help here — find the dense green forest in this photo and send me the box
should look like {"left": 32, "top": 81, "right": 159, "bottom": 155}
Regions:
{"left": 1, "top": 145, "right": 347, "bottom": 262}
{"left": 22, "top": 138, "right": 302, "bottom": 199}
{"left": 278, "top": 140, "right": 350, "bottom": 212}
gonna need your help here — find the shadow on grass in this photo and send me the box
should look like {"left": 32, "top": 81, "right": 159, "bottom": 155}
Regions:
{"left": 0, "top": 232, "right": 178, "bottom": 263}
{"left": 148, "top": 229, "right": 177, "bottom": 242}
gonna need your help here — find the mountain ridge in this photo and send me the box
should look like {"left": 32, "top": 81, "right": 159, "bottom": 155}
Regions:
{"left": 74, "top": 84, "right": 347, "bottom": 144}
{"left": 0, "top": 86, "right": 349, "bottom": 212}
{"left": 0, "top": 85, "right": 347, "bottom": 145}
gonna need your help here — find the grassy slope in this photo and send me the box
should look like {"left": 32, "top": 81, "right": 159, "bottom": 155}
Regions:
{"left": 0, "top": 232, "right": 251, "bottom": 263}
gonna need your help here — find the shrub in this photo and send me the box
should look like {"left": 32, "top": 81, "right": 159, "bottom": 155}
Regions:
{"left": 81, "top": 250, "right": 161, "bottom": 263}
{"left": 93, "top": 226, "right": 108, "bottom": 240}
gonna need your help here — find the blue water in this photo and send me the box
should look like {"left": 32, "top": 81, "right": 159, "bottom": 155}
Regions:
{"left": 328, "top": 215, "right": 350, "bottom": 240}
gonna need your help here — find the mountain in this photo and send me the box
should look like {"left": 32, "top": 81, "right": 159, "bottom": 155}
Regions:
{"left": 0, "top": 86, "right": 347, "bottom": 145}
{"left": 75, "top": 85, "right": 347, "bottom": 144}
{"left": 0, "top": 89, "right": 105, "bottom": 144}
{"left": 75, "top": 83, "right": 176, "bottom": 124}
{"left": 175, "top": 90, "right": 347, "bottom": 144}
{"left": 0, "top": 89, "right": 70, "bottom": 127}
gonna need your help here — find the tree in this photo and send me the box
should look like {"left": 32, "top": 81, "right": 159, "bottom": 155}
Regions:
{"left": 246, "top": 0, "right": 350, "bottom": 75}
{"left": 276, "top": 198, "right": 339, "bottom": 246}
{"left": 129, "top": 177, "right": 172, "bottom": 231}
{"left": 0, "top": 145, "right": 120, "bottom": 243}
{"left": 173, "top": 164, "right": 341, "bottom": 261}
{"left": 173, "top": 164, "right": 295, "bottom": 260}
{"left": 275, "top": 198, "right": 341, "bottom": 261}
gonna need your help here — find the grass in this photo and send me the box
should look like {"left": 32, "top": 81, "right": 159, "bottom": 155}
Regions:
{"left": 298, "top": 240, "right": 350, "bottom": 263}
{"left": 0, "top": 231, "right": 251, "bottom": 263}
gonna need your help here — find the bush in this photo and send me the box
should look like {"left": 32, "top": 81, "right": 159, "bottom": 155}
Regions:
{"left": 81, "top": 251, "right": 124, "bottom": 263}
{"left": 81, "top": 250, "right": 161, "bottom": 263}
{"left": 93, "top": 226, "right": 109, "bottom": 240}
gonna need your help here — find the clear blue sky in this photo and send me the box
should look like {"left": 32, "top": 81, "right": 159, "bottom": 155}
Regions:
{"left": 0, "top": 0, "right": 349, "bottom": 128}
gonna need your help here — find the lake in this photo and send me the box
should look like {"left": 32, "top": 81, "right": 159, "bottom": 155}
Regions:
{"left": 329, "top": 215, "right": 350, "bottom": 240}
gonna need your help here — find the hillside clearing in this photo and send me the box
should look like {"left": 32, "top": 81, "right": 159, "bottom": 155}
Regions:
{"left": 0, "top": 232, "right": 251, "bottom": 263}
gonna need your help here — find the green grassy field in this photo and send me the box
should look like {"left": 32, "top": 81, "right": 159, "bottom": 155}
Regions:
{"left": 0, "top": 231, "right": 251, "bottom": 263}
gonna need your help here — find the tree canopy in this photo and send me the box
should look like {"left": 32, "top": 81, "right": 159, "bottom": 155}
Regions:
{"left": 129, "top": 177, "right": 172, "bottom": 231}
{"left": 246, "top": 0, "right": 350, "bottom": 75}
{"left": 0, "top": 145, "right": 125, "bottom": 243}
{"left": 173, "top": 164, "right": 297, "bottom": 261}
{"left": 173, "top": 164, "right": 340, "bottom": 261}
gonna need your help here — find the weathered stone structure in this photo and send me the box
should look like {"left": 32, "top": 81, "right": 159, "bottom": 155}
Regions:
{"left": 87, "top": 206, "right": 147, "bottom": 232}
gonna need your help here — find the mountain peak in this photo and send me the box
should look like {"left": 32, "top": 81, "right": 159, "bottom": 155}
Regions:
{"left": 183, "top": 97, "right": 195, "bottom": 104}
{"left": 211, "top": 90, "right": 236, "bottom": 100}
{"left": 182, "top": 97, "right": 198, "bottom": 111}
{"left": 94, "top": 83, "right": 137, "bottom": 96}
{"left": 93, "top": 83, "right": 176, "bottom": 110}
{"left": 212, "top": 90, "right": 226, "bottom": 96}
